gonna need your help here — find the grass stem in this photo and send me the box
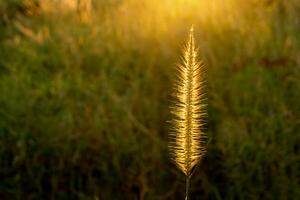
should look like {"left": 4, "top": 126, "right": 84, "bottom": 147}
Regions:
{"left": 185, "top": 176, "right": 190, "bottom": 200}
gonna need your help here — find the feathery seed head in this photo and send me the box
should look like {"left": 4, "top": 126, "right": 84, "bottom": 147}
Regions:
{"left": 169, "top": 26, "right": 206, "bottom": 177}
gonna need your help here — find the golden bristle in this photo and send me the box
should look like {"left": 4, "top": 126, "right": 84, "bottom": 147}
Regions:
{"left": 169, "top": 26, "right": 206, "bottom": 177}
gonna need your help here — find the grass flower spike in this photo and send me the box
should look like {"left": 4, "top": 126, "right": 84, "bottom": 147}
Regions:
{"left": 169, "top": 26, "right": 207, "bottom": 200}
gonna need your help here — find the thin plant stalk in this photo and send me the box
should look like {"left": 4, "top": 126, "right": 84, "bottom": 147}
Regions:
{"left": 169, "top": 25, "right": 207, "bottom": 200}
{"left": 185, "top": 176, "right": 191, "bottom": 200}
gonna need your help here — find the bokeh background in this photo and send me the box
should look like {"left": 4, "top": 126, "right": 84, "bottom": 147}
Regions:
{"left": 0, "top": 0, "right": 299, "bottom": 199}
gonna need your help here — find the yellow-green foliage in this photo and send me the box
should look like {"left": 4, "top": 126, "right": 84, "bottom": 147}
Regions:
{"left": 0, "top": 0, "right": 300, "bottom": 199}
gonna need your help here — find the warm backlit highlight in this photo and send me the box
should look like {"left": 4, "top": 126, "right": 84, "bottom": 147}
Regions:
{"left": 169, "top": 26, "right": 206, "bottom": 177}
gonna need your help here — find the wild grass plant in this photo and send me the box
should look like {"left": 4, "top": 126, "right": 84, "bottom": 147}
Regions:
{"left": 0, "top": 0, "right": 300, "bottom": 199}
{"left": 170, "top": 26, "right": 206, "bottom": 200}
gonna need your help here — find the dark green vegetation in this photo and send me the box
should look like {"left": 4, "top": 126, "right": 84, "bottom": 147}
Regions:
{"left": 0, "top": 0, "right": 299, "bottom": 199}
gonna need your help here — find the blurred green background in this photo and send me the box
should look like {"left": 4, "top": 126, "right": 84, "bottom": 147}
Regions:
{"left": 0, "top": 0, "right": 299, "bottom": 199}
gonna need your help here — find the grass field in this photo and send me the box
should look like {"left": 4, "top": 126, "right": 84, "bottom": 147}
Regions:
{"left": 0, "top": 0, "right": 300, "bottom": 199}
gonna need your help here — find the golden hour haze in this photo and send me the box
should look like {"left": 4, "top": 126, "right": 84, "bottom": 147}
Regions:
{"left": 0, "top": 0, "right": 299, "bottom": 199}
